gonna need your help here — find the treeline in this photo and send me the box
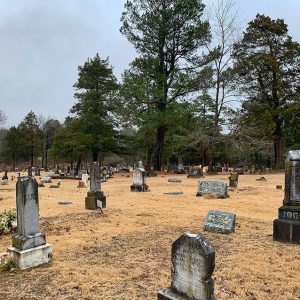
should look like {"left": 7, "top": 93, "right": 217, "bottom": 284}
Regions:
{"left": 1, "top": 0, "right": 300, "bottom": 171}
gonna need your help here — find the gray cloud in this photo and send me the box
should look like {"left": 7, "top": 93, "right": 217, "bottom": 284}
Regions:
{"left": 0, "top": 0, "right": 299, "bottom": 127}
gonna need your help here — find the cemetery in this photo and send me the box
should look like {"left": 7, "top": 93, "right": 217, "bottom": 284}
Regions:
{"left": 0, "top": 167, "right": 299, "bottom": 299}
{"left": 0, "top": 0, "right": 300, "bottom": 299}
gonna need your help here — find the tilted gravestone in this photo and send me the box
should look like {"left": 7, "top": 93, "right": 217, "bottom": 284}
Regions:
{"left": 130, "top": 161, "right": 149, "bottom": 192}
{"left": 85, "top": 162, "right": 106, "bottom": 210}
{"left": 204, "top": 210, "right": 236, "bottom": 234}
{"left": 8, "top": 175, "right": 52, "bottom": 270}
{"left": 274, "top": 150, "right": 300, "bottom": 244}
{"left": 196, "top": 181, "right": 228, "bottom": 198}
{"left": 158, "top": 232, "right": 215, "bottom": 300}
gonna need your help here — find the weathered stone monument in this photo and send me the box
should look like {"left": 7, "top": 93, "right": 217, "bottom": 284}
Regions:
{"left": 187, "top": 166, "right": 203, "bottom": 178}
{"left": 196, "top": 181, "right": 228, "bottom": 198}
{"left": 176, "top": 156, "right": 185, "bottom": 174}
{"left": 273, "top": 150, "right": 300, "bottom": 244}
{"left": 82, "top": 173, "right": 88, "bottom": 188}
{"left": 8, "top": 174, "right": 52, "bottom": 269}
{"left": 204, "top": 210, "right": 236, "bottom": 234}
{"left": 130, "top": 161, "right": 149, "bottom": 192}
{"left": 85, "top": 162, "right": 106, "bottom": 210}
{"left": 228, "top": 172, "right": 239, "bottom": 187}
{"left": 158, "top": 232, "right": 215, "bottom": 300}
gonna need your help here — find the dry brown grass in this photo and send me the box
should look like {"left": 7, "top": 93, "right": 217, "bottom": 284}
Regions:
{"left": 0, "top": 172, "right": 299, "bottom": 300}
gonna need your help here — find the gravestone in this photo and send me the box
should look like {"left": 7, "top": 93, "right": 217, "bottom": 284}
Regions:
{"left": 157, "top": 232, "right": 215, "bottom": 300}
{"left": 82, "top": 174, "right": 88, "bottom": 188}
{"left": 42, "top": 175, "right": 52, "bottom": 183}
{"left": 85, "top": 162, "right": 106, "bottom": 210}
{"left": 196, "top": 181, "right": 228, "bottom": 198}
{"left": 274, "top": 150, "right": 300, "bottom": 244}
{"left": 168, "top": 178, "right": 182, "bottom": 183}
{"left": 69, "top": 170, "right": 76, "bottom": 177}
{"left": 2, "top": 170, "right": 8, "bottom": 180}
{"left": 8, "top": 174, "right": 52, "bottom": 270}
{"left": 130, "top": 161, "right": 149, "bottom": 192}
{"left": 187, "top": 166, "right": 203, "bottom": 178}
{"left": 176, "top": 156, "right": 185, "bottom": 174}
{"left": 204, "top": 210, "right": 236, "bottom": 234}
{"left": 228, "top": 172, "right": 239, "bottom": 187}
{"left": 34, "top": 168, "right": 41, "bottom": 177}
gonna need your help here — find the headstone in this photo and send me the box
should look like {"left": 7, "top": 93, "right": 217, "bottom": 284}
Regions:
{"left": 34, "top": 168, "right": 41, "bottom": 177}
{"left": 274, "top": 150, "right": 300, "bottom": 244}
{"left": 163, "top": 192, "right": 184, "bottom": 195}
{"left": 196, "top": 181, "right": 228, "bottom": 198}
{"left": 130, "top": 162, "right": 149, "bottom": 192}
{"left": 2, "top": 170, "right": 8, "bottom": 180}
{"left": 8, "top": 175, "right": 52, "bottom": 270}
{"left": 187, "top": 166, "right": 203, "bottom": 178}
{"left": 85, "top": 162, "right": 106, "bottom": 210}
{"left": 168, "top": 178, "right": 182, "bottom": 183}
{"left": 82, "top": 174, "right": 88, "bottom": 188}
{"left": 157, "top": 232, "right": 215, "bottom": 300}
{"left": 204, "top": 210, "right": 236, "bottom": 234}
{"left": 176, "top": 156, "right": 185, "bottom": 174}
{"left": 228, "top": 172, "right": 239, "bottom": 187}
{"left": 69, "top": 170, "right": 76, "bottom": 177}
{"left": 42, "top": 176, "right": 52, "bottom": 183}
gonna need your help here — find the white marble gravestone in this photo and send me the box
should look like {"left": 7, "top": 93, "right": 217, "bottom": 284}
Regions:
{"left": 131, "top": 162, "right": 149, "bottom": 192}
{"left": 158, "top": 232, "right": 215, "bottom": 300}
{"left": 8, "top": 176, "right": 52, "bottom": 270}
{"left": 81, "top": 174, "right": 88, "bottom": 188}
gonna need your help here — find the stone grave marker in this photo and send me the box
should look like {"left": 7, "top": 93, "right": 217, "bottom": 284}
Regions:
{"left": 228, "top": 172, "right": 239, "bottom": 187}
{"left": 187, "top": 166, "right": 203, "bottom": 178}
{"left": 158, "top": 232, "right": 215, "bottom": 300}
{"left": 204, "top": 210, "right": 236, "bottom": 234}
{"left": 274, "top": 150, "right": 300, "bottom": 244}
{"left": 82, "top": 174, "right": 88, "bottom": 188}
{"left": 2, "top": 170, "right": 8, "bottom": 180}
{"left": 42, "top": 175, "right": 52, "bottom": 183}
{"left": 130, "top": 161, "right": 149, "bottom": 192}
{"left": 8, "top": 174, "right": 52, "bottom": 270}
{"left": 34, "top": 168, "right": 41, "bottom": 176}
{"left": 85, "top": 162, "right": 106, "bottom": 210}
{"left": 69, "top": 169, "right": 76, "bottom": 177}
{"left": 176, "top": 156, "right": 185, "bottom": 174}
{"left": 168, "top": 178, "right": 182, "bottom": 183}
{"left": 196, "top": 181, "right": 228, "bottom": 198}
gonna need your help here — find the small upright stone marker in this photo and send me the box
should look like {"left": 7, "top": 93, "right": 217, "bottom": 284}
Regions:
{"left": 130, "top": 161, "right": 149, "bottom": 192}
{"left": 158, "top": 232, "right": 215, "bottom": 300}
{"left": 228, "top": 172, "right": 239, "bottom": 187}
{"left": 2, "top": 169, "right": 8, "bottom": 180}
{"left": 187, "top": 166, "right": 203, "bottom": 178}
{"left": 85, "top": 162, "right": 106, "bottom": 210}
{"left": 274, "top": 151, "right": 300, "bottom": 244}
{"left": 8, "top": 174, "right": 52, "bottom": 270}
{"left": 204, "top": 210, "right": 236, "bottom": 234}
{"left": 197, "top": 181, "right": 228, "bottom": 198}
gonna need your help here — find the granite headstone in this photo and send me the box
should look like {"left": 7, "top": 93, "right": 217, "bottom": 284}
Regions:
{"left": 204, "top": 210, "right": 236, "bottom": 234}
{"left": 196, "top": 181, "right": 228, "bottom": 198}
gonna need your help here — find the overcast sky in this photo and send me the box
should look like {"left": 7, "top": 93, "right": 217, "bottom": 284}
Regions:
{"left": 0, "top": 0, "right": 299, "bottom": 127}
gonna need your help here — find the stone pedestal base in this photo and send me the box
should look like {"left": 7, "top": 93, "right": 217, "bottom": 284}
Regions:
{"left": 130, "top": 184, "right": 149, "bottom": 192}
{"left": 273, "top": 205, "right": 300, "bottom": 244}
{"left": 158, "top": 287, "right": 215, "bottom": 300}
{"left": 85, "top": 191, "right": 106, "bottom": 210}
{"left": 8, "top": 244, "right": 52, "bottom": 270}
{"left": 12, "top": 232, "right": 46, "bottom": 250}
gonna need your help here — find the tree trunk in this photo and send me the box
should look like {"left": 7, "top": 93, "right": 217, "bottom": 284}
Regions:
{"left": 92, "top": 150, "right": 98, "bottom": 162}
{"left": 154, "top": 126, "right": 166, "bottom": 171}
{"left": 274, "top": 118, "right": 283, "bottom": 169}
{"left": 31, "top": 150, "right": 34, "bottom": 167}
{"left": 75, "top": 155, "right": 82, "bottom": 175}
{"left": 146, "top": 144, "right": 153, "bottom": 171}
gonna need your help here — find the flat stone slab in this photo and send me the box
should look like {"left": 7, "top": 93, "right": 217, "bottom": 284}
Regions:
{"left": 163, "top": 192, "right": 184, "bottom": 195}
{"left": 58, "top": 201, "right": 73, "bottom": 205}
{"left": 8, "top": 243, "right": 52, "bottom": 270}
{"left": 197, "top": 181, "right": 228, "bottom": 198}
{"left": 204, "top": 210, "right": 236, "bottom": 234}
{"left": 168, "top": 178, "right": 182, "bottom": 183}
